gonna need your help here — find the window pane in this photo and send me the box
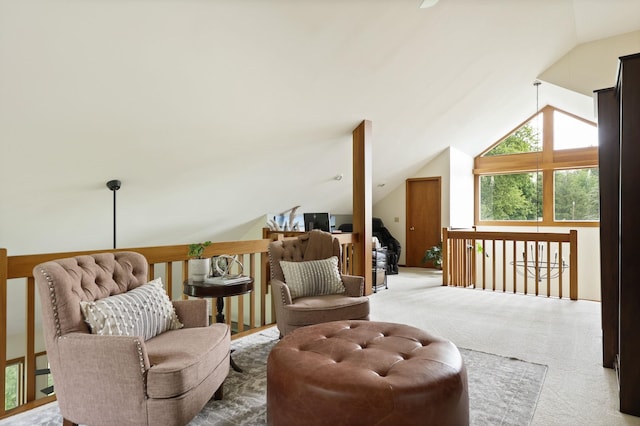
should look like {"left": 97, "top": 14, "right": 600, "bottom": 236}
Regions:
{"left": 554, "top": 111, "right": 597, "bottom": 150}
{"left": 554, "top": 168, "right": 599, "bottom": 221}
{"left": 480, "top": 172, "right": 542, "bottom": 221}
{"left": 484, "top": 114, "right": 543, "bottom": 156}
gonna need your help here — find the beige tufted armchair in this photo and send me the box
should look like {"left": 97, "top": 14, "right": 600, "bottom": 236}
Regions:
{"left": 268, "top": 230, "right": 370, "bottom": 337}
{"left": 34, "top": 251, "right": 230, "bottom": 426}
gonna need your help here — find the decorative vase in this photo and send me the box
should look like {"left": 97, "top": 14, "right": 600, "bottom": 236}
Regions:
{"left": 189, "top": 258, "right": 210, "bottom": 281}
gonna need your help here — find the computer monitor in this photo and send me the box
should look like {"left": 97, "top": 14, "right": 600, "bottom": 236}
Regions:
{"left": 304, "top": 213, "right": 331, "bottom": 232}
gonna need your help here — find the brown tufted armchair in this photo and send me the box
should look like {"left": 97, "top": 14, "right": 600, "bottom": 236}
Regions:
{"left": 33, "top": 252, "right": 230, "bottom": 426}
{"left": 268, "top": 230, "right": 370, "bottom": 337}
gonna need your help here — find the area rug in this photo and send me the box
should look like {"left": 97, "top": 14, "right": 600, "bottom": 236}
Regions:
{"left": 2, "top": 327, "right": 547, "bottom": 426}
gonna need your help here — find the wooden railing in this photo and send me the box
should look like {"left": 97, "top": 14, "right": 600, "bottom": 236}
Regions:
{"left": 0, "top": 232, "right": 357, "bottom": 419}
{"left": 442, "top": 228, "right": 578, "bottom": 300}
{"left": 0, "top": 241, "right": 273, "bottom": 418}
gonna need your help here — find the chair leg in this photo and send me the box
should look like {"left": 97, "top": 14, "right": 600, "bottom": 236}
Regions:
{"left": 63, "top": 419, "right": 78, "bottom": 426}
{"left": 214, "top": 383, "right": 224, "bottom": 400}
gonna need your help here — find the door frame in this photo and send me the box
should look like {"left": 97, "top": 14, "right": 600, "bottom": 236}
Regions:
{"left": 406, "top": 177, "right": 442, "bottom": 267}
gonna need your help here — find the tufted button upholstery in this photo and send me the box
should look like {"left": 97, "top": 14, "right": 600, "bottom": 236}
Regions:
{"left": 33, "top": 251, "right": 231, "bottom": 426}
{"left": 267, "top": 231, "right": 369, "bottom": 336}
{"left": 268, "top": 231, "right": 342, "bottom": 283}
{"left": 267, "top": 320, "right": 469, "bottom": 426}
{"left": 35, "top": 251, "right": 148, "bottom": 337}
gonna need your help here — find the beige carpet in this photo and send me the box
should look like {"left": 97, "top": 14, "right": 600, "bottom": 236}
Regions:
{"left": 371, "top": 267, "right": 639, "bottom": 426}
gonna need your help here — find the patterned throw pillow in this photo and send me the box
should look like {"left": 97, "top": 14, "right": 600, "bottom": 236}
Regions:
{"left": 279, "top": 256, "right": 345, "bottom": 299}
{"left": 79, "top": 278, "right": 183, "bottom": 340}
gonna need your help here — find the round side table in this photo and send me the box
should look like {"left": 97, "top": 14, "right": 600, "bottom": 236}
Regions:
{"left": 183, "top": 278, "right": 254, "bottom": 372}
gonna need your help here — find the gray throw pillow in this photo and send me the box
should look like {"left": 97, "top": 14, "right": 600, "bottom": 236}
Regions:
{"left": 280, "top": 256, "right": 345, "bottom": 299}
{"left": 79, "top": 277, "right": 183, "bottom": 340}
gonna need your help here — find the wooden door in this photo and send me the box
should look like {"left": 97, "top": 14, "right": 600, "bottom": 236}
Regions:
{"left": 406, "top": 177, "right": 441, "bottom": 267}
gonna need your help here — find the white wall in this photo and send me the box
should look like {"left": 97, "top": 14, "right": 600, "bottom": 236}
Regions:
{"left": 540, "top": 30, "right": 640, "bottom": 96}
{"left": 374, "top": 147, "right": 454, "bottom": 265}
{"left": 374, "top": 146, "right": 475, "bottom": 264}
{"left": 449, "top": 147, "right": 474, "bottom": 229}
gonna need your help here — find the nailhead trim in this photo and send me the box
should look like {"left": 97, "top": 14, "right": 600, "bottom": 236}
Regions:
{"left": 135, "top": 339, "right": 148, "bottom": 395}
{"left": 37, "top": 267, "right": 62, "bottom": 338}
{"left": 268, "top": 247, "right": 290, "bottom": 305}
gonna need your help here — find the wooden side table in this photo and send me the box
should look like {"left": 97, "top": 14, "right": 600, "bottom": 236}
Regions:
{"left": 183, "top": 277, "right": 254, "bottom": 372}
{"left": 183, "top": 278, "right": 254, "bottom": 323}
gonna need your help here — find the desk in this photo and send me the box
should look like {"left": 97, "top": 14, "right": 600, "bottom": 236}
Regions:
{"left": 183, "top": 278, "right": 254, "bottom": 372}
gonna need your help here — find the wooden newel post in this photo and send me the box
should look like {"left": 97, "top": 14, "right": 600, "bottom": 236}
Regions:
{"left": 569, "top": 229, "right": 578, "bottom": 300}
{"left": 442, "top": 227, "right": 449, "bottom": 286}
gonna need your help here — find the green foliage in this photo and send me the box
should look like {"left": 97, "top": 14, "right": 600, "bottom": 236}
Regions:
{"left": 484, "top": 122, "right": 540, "bottom": 156}
{"left": 554, "top": 168, "right": 599, "bottom": 220}
{"left": 188, "top": 241, "right": 211, "bottom": 259}
{"left": 5, "top": 364, "right": 19, "bottom": 410}
{"left": 481, "top": 122, "right": 544, "bottom": 221}
{"left": 480, "top": 172, "right": 542, "bottom": 221}
{"left": 422, "top": 241, "right": 442, "bottom": 269}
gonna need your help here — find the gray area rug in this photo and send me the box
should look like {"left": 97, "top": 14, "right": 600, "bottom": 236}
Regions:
{"left": 2, "top": 327, "right": 547, "bottom": 426}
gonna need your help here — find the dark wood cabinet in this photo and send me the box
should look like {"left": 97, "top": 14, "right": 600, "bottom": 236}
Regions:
{"left": 595, "top": 86, "right": 619, "bottom": 370}
{"left": 596, "top": 52, "right": 640, "bottom": 417}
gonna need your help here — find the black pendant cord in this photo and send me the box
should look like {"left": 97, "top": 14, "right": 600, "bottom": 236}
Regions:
{"left": 112, "top": 189, "right": 117, "bottom": 249}
{"left": 106, "top": 179, "right": 121, "bottom": 250}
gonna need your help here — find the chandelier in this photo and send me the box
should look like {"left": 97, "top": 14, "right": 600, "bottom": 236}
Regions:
{"left": 512, "top": 242, "right": 567, "bottom": 281}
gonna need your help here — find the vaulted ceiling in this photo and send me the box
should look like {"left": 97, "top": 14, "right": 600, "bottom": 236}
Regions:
{"left": 1, "top": 0, "right": 639, "bottom": 253}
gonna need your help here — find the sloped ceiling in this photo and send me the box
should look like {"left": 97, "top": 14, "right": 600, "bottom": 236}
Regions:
{"left": 1, "top": 0, "right": 639, "bottom": 253}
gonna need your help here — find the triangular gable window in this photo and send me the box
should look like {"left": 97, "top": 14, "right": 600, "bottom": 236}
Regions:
{"left": 474, "top": 105, "right": 599, "bottom": 226}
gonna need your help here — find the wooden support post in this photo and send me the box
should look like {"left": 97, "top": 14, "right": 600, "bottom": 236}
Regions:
{"left": 569, "top": 230, "right": 578, "bottom": 300}
{"left": 249, "top": 253, "right": 256, "bottom": 329}
{"left": 502, "top": 240, "right": 506, "bottom": 292}
{"left": 26, "top": 277, "right": 36, "bottom": 403}
{"left": 181, "top": 260, "right": 189, "bottom": 300}
{"left": 492, "top": 240, "right": 496, "bottom": 291}
{"left": 482, "top": 240, "right": 486, "bottom": 290}
{"left": 166, "top": 263, "right": 173, "bottom": 298}
{"left": 1, "top": 248, "right": 7, "bottom": 417}
{"left": 442, "top": 228, "right": 449, "bottom": 286}
{"left": 352, "top": 120, "right": 373, "bottom": 295}
{"left": 471, "top": 238, "right": 477, "bottom": 288}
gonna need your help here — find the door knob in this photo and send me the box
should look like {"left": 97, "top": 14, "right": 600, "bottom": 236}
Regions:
{"left": 410, "top": 226, "right": 415, "bottom": 231}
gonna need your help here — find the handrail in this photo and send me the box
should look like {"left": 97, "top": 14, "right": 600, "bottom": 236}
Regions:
{"left": 0, "top": 239, "right": 274, "bottom": 418}
{"left": 442, "top": 228, "right": 578, "bottom": 300}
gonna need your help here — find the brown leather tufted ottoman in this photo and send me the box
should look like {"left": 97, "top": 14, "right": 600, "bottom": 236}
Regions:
{"left": 266, "top": 320, "right": 469, "bottom": 426}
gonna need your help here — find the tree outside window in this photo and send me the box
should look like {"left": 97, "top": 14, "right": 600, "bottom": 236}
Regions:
{"left": 480, "top": 172, "right": 542, "bottom": 221}
{"left": 554, "top": 168, "right": 599, "bottom": 221}
{"left": 484, "top": 117, "right": 541, "bottom": 157}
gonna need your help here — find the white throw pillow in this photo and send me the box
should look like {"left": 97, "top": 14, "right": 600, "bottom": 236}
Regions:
{"left": 79, "top": 277, "right": 183, "bottom": 340}
{"left": 280, "top": 256, "right": 345, "bottom": 299}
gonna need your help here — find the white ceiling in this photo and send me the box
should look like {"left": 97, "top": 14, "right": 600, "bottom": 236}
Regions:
{"left": 1, "top": 0, "right": 639, "bottom": 252}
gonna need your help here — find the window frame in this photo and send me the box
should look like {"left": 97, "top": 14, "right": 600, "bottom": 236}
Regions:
{"left": 474, "top": 105, "right": 599, "bottom": 227}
